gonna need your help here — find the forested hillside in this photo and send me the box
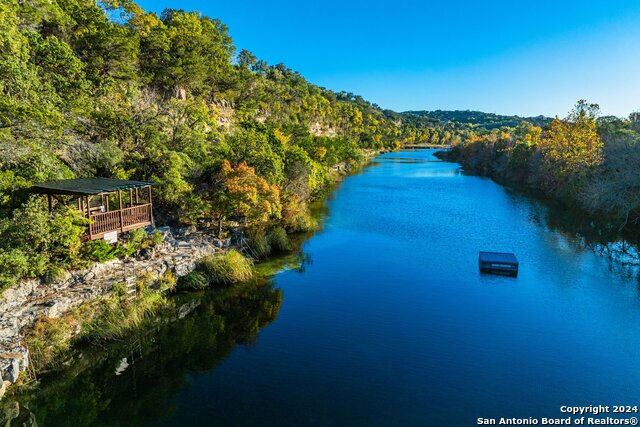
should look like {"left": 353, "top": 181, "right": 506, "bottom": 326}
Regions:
{"left": 0, "top": 0, "right": 453, "bottom": 288}
{"left": 405, "top": 110, "right": 552, "bottom": 130}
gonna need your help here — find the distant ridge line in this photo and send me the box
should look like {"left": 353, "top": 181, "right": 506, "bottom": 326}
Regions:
{"left": 402, "top": 110, "right": 553, "bottom": 130}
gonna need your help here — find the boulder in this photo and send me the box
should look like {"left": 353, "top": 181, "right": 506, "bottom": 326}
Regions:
{"left": 2, "top": 358, "right": 22, "bottom": 384}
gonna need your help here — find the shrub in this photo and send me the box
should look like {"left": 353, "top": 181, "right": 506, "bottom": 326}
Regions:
{"left": 42, "top": 264, "right": 67, "bottom": 285}
{"left": 176, "top": 271, "right": 208, "bottom": 291}
{"left": 157, "top": 270, "right": 177, "bottom": 292}
{"left": 197, "top": 250, "right": 254, "bottom": 286}
{"left": 267, "top": 227, "right": 291, "bottom": 252}
{"left": 0, "top": 198, "right": 87, "bottom": 287}
{"left": 150, "top": 229, "right": 164, "bottom": 246}
{"left": 126, "top": 228, "right": 147, "bottom": 249}
{"left": 80, "top": 229, "right": 164, "bottom": 264}
{"left": 81, "top": 240, "right": 117, "bottom": 263}
{"left": 112, "top": 242, "right": 134, "bottom": 258}
{"left": 245, "top": 232, "right": 271, "bottom": 259}
{"left": 0, "top": 249, "right": 29, "bottom": 289}
{"left": 117, "top": 229, "right": 162, "bottom": 257}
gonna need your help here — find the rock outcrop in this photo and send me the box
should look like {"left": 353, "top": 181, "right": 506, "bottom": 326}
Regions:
{"left": 0, "top": 227, "right": 230, "bottom": 398}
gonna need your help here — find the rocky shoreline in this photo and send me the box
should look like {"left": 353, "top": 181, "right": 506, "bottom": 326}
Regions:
{"left": 0, "top": 227, "right": 231, "bottom": 399}
{"left": 0, "top": 148, "right": 386, "bottom": 400}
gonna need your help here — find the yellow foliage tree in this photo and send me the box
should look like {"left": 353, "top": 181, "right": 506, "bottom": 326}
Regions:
{"left": 273, "top": 128, "right": 290, "bottom": 146}
{"left": 315, "top": 146, "right": 327, "bottom": 161}
{"left": 539, "top": 100, "right": 603, "bottom": 180}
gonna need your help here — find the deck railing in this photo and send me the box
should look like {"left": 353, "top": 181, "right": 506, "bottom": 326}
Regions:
{"left": 89, "top": 203, "right": 153, "bottom": 239}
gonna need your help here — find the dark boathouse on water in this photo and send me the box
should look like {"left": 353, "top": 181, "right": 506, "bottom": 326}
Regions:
{"left": 479, "top": 251, "right": 519, "bottom": 277}
{"left": 31, "top": 178, "right": 154, "bottom": 241}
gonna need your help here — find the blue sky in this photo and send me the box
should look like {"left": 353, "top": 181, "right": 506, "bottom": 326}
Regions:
{"left": 137, "top": 0, "right": 640, "bottom": 117}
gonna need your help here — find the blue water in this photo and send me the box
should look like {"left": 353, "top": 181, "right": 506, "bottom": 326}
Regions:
{"left": 13, "top": 150, "right": 640, "bottom": 426}
{"left": 161, "top": 150, "right": 640, "bottom": 425}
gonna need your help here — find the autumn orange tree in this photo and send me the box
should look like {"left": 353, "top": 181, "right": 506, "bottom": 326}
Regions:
{"left": 209, "top": 160, "right": 281, "bottom": 236}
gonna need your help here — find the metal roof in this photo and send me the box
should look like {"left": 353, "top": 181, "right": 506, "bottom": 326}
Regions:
{"left": 479, "top": 251, "right": 519, "bottom": 264}
{"left": 31, "top": 178, "right": 153, "bottom": 196}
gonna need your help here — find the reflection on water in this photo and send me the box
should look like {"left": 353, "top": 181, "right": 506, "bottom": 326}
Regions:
{"left": 517, "top": 189, "right": 640, "bottom": 277}
{"left": 3, "top": 282, "right": 283, "bottom": 426}
{"left": 407, "top": 167, "right": 463, "bottom": 178}
{"left": 5, "top": 150, "right": 640, "bottom": 426}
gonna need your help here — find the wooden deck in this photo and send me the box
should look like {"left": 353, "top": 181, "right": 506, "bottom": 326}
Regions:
{"left": 89, "top": 203, "right": 153, "bottom": 239}
{"left": 479, "top": 251, "right": 519, "bottom": 277}
{"left": 32, "top": 178, "right": 155, "bottom": 241}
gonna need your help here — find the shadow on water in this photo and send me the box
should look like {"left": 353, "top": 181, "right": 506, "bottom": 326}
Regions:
{"left": 503, "top": 187, "right": 640, "bottom": 280}
{"left": 2, "top": 281, "right": 284, "bottom": 426}
{"left": 544, "top": 205, "right": 640, "bottom": 280}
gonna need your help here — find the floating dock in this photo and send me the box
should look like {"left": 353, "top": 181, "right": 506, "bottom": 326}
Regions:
{"left": 479, "top": 251, "right": 519, "bottom": 277}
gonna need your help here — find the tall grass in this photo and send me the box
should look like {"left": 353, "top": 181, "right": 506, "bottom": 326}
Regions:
{"left": 245, "top": 227, "right": 292, "bottom": 260}
{"left": 176, "top": 270, "right": 208, "bottom": 291}
{"left": 26, "top": 314, "right": 79, "bottom": 372}
{"left": 197, "top": 250, "right": 254, "bottom": 286}
{"left": 245, "top": 232, "right": 272, "bottom": 259}
{"left": 24, "top": 250, "right": 255, "bottom": 373}
{"left": 267, "top": 227, "right": 291, "bottom": 252}
{"left": 286, "top": 210, "right": 318, "bottom": 233}
{"left": 79, "top": 289, "right": 167, "bottom": 343}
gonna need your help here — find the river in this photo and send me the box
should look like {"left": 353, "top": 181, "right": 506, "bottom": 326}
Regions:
{"left": 5, "top": 150, "right": 640, "bottom": 426}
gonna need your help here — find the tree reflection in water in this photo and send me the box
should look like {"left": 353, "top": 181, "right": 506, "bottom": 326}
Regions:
{"left": 3, "top": 176, "right": 322, "bottom": 427}
{"left": 3, "top": 280, "right": 283, "bottom": 426}
{"left": 529, "top": 194, "right": 640, "bottom": 278}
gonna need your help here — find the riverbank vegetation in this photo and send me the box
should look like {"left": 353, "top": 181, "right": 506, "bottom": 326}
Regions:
{"left": 26, "top": 277, "right": 169, "bottom": 372}
{"left": 26, "top": 287, "right": 169, "bottom": 372}
{"left": 193, "top": 250, "right": 254, "bottom": 286}
{"left": 438, "top": 101, "right": 640, "bottom": 235}
{"left": 0, "top": 0, "right": 454, "bottom": 289}
{"left": 9, "top": 278, "right": 283, "bottom": 425}
{"left": 25, "top": 247, "right": 257, "bottom": 373}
